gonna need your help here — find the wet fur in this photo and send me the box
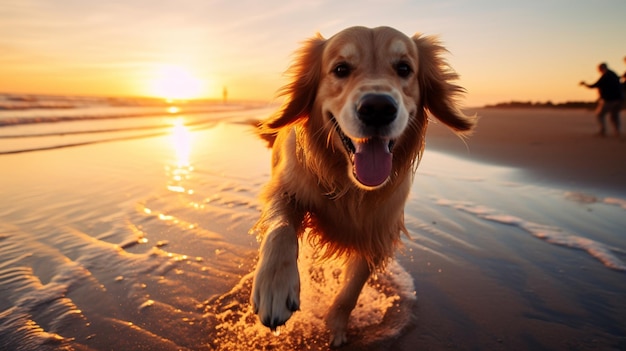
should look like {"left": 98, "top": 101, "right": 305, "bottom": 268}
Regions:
{"left": 251, "top": 26, "right": 475, "bottom": 347}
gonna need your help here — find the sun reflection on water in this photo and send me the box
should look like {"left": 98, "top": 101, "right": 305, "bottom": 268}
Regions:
{"left": 167, "top": 117, "right": 195, "bottom": 194}
{"left": 171, "top": 117, "right": 192, "bottom": 167}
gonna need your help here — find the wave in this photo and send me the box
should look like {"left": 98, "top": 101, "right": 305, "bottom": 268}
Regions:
{"left": 0, "top": 130, "right": 173, "bottom": 155}
{"left": 0, "top": 103, "right": 263, "bottom": 128}
{"left": 0, "top": 115, "right": 235, "bottom": 155}
{"left": 0, "top": 97, "right": 272, "bottom": 155}
{"left": 0, "top": 92, "right": 205, "bottom": 111}
{"left": 434, "top": 198, "right": 626, "bottom": 272}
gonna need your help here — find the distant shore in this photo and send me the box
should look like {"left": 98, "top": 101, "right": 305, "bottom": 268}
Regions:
{"left": 484, "top": 100, "right": 625, "bottom": 110}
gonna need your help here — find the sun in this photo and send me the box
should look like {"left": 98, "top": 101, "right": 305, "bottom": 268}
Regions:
{"left": 149, "top": 64, "right": 205, "bottom": 100}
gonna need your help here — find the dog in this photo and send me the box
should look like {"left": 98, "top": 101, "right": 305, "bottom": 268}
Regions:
{"left": 250, "top": 26, "right": 475, "bottom": 347}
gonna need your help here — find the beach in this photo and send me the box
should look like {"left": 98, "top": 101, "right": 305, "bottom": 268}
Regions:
{"left": 1, "top": 101, "right": 625, "bottom": 350}
{"left": 426, "top": 107, "right": 626, "bottom": 194}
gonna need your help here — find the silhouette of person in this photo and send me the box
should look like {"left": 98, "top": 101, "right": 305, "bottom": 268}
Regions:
{"left": 622, "top": 56, "right": 626, "bottom": 91}
{"left": 580, "top": 63, "right": 623, "bottom": 136}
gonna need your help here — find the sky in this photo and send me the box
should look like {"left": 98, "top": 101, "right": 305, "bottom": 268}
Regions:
{"left": 1, "top": 0, "right": 625, "bottom": 107}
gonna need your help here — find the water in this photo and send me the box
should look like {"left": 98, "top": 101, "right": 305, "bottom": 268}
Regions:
{"left": 0, "top": 93, "right": 264, "bottom": 154}
{"left": 0, "top": 94, "right": 625, "bottom": 350}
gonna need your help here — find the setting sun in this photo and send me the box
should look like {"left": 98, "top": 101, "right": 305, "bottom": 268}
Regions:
{"left": 150, "top": 64, "right": 205, "bottom": 100}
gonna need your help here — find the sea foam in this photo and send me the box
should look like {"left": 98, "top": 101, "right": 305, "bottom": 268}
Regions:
{"left": 434, "top": 198, "right": 626, "bottom": 272}
{"left": 207, "top": 238, "right": 416, "bottom": 350}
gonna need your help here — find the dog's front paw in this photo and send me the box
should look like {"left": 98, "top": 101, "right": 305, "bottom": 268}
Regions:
{"left": 329, "top": 329, "right": 348, "bottom": 348}
{"left": 326, "top": 306, "right": 351, "bottom": 347}
{"left": 251, "top": 257, "right": 300, "bottom": 330}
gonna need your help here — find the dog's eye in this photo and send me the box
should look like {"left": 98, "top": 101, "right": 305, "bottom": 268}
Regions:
{"left": 332, "top": 63, "right": 352, "bottom": 78}
{"left": 395, "top": 62, "right": 412, "bottom": 78}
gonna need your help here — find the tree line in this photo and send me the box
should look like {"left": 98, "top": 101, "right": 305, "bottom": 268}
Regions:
{"left": 484, "top": 100, "right": 602, "bottom": 109}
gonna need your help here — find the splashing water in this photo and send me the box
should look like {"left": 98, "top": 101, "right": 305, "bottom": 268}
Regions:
{"left": 206, "top": 240, "right": 416, "bottom": 350}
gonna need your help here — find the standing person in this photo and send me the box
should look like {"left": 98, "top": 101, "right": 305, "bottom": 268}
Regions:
{"left": 580, "top": 63, "right": 623, "bottom": 137}
{"left": 622, "top": 56, "right": 626, "bottom": 92}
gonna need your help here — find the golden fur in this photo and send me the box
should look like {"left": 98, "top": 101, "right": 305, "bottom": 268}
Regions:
{"left": 251, "top": 26, "right": 475, "bottom": 347}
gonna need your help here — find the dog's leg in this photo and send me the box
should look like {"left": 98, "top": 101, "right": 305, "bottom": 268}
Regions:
{"left": 251, "top": 208, "right": 301, "bottom": 331}
{"left": 325, "top": 255, "right": 371, "bottom": 347}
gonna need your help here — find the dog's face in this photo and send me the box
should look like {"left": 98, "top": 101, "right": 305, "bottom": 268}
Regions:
{"left": 317, "top": 27, "right": 420, "bottom": 188}
{"left": 263, "top": 26, "right": 474, "bottom": 191}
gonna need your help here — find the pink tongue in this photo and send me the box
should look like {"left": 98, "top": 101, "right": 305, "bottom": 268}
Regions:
{"left": 354, "top": 139, "right": 392, "bottom": 187}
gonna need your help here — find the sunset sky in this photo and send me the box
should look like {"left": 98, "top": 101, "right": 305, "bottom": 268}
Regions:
{"left": 2, "top": 0, "right": 625, "bottom": 107}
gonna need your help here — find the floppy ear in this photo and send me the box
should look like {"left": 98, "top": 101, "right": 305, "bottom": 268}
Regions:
{"left": 413, "top": 34, "right": 476, "bottom": 133}
{"left": 261, "top": 34, "right": 326, "bottom": 133}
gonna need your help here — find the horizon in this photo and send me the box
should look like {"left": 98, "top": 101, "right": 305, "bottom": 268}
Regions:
{"left": 2, "top": 1, "right": 625, "bottom": 107}
{"left": 0, "top": 90, "right": 607, "bottom": 109}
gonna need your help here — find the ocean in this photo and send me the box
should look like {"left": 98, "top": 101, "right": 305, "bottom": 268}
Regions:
{"left": 0, "top": 93, "right": 268, "bottom": 155}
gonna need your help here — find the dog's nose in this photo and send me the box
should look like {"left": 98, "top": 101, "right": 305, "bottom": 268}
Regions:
{"left": 356, "top": 94, "right": 398, "bottom": 127}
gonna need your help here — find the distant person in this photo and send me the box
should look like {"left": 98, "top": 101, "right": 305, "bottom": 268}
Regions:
{"left": 622, "top": 56, "right": 626, "bottom": 91}
{"left": 580, "top": 63, "right": 623, "bottom": 137}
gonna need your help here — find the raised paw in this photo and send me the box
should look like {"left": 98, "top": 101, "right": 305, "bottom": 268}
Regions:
{"left": 251, "top": 255, "right": 301, "bottom": 330}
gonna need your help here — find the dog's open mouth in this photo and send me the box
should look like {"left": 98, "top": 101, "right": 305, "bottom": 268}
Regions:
{"left": 331, "top": 115, "right": 395, "bottom": 187}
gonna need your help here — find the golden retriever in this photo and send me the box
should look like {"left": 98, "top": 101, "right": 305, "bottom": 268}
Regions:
{"left": 251, "top": 26, "right": 475, "bottom": 347}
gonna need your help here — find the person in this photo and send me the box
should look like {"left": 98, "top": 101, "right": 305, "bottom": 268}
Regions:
{"left": 580, "top": 63, "right": 623, "bottom": 137}
{"left": 622, "top": 56, "right": 626, "bottom": 92}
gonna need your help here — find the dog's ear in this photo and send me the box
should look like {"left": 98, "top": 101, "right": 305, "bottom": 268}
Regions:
{"left": 261, "top": 34, "right": 326, "bottom": 133}
{"left": 413, "top": 34, "right": 476, "bottom": 133}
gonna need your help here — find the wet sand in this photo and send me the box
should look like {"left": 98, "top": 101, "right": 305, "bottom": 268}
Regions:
{"left": 426, "top": 107, "right": 626, "bottom": 195}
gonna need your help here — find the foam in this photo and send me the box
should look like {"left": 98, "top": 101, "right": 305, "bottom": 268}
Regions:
{"left": 208, "top": 239, "right": 416, "bottom": 350}
{"left": 435, "top": 198, "right": 626, "bottom": 272}
{"left": 604, "top": 197, "right": 626, "bottom": 210}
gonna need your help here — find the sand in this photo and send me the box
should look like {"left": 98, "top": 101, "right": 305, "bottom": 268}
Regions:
{"left": 1, "top": 106, "right": 625, "bottom": 350}
{"left": 426, "top": 107, "right": 626, "bottom": 194}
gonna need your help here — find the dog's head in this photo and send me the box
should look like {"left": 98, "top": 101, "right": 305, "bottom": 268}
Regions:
{"left": 262, "top": 26, "right": 475, "bottom": 189}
